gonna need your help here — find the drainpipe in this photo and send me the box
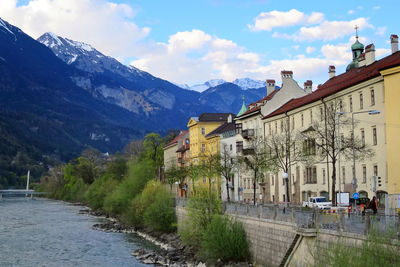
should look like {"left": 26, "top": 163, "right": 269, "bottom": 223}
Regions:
{"left": 285, "top": 111, "right": 291, "bottom": 204}
{"left": 320, "top": 98, "right": 330, "bottom": 201}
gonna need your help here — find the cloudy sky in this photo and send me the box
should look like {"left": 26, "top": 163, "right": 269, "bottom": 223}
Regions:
{"left": 0, "top": 0, "right": 397, "bottom": 88}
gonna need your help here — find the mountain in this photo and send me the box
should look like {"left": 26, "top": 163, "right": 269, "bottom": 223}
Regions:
{"left": 37, "top": 32, "right": 210, "bottom": 127}
{"left": 232, "top": 78, "right": 265, "bottom": 90}
{"left": 199, "top": 83, "right": 266, "bottom": 113}
{"left": 0, "top": 18, "right": 149, "bottom": 187}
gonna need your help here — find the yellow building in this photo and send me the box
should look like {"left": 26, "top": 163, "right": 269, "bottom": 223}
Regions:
{"left": 187, "top": 113, "right": 234, "bottom": 164}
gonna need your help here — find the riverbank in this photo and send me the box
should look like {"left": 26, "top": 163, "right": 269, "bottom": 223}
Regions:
{"left": 79, "top": 207, "right": 201, "bottom": 266}
{"left": 79, "top": 207, "right": 252, "bottom": 267}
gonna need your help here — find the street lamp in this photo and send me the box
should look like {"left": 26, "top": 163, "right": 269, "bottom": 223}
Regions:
{"left": 282, "top": 172, "right": 289, "bottom": 207}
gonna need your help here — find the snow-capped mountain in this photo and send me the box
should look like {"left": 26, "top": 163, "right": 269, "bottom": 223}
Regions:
{"left": 37, "top": 32, "right": 210, "bottom": 119}
{"left": 232, "top": 78, "right": 265, "bottom": 90}
{"left": 179, "top": 78, "right": 265, "bottom": 92}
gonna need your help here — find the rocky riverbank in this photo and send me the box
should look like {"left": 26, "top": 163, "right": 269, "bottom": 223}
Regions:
{"left": 80, "top": 207, "right": 252, "bottom": 267}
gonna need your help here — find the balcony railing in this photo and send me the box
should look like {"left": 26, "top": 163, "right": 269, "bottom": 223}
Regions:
{"left": 242, "top": 148, "right": 255, "bottom": 155}
{"left": 241, "top": 129, "right": 255, "bottom": 139}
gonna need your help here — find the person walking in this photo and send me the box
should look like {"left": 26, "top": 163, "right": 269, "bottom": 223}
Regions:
{"left": 369, "top": 196, "right": 378, "bottom": 214}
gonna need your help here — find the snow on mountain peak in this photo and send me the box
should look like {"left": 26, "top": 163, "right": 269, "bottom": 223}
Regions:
{"left": 232, "top": 78, "right": 265, "bottom": 90}
{"left": 204, "top": 79, "right": 226, "bottom": 87}
{"left": 0, "top": 18, "right": 15, "bottom": 37}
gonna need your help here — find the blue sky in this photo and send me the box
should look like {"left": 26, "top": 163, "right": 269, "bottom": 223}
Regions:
{"left": 1, "top": 0, "right": 398, "bottom": 89}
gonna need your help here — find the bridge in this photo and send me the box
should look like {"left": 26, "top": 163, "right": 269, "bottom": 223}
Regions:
{"left": 0, "top": 189, "right": 49, "bottom": 199}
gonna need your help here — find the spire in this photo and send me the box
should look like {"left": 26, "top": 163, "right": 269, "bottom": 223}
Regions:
{"left": 237, "top": 95, "right": 247, "bottom": 117}
{"left": 355, "top": 25, "right": 359, "bottom": 40}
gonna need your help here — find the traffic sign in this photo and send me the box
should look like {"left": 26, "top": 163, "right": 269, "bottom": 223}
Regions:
{"left": 352, "top": 192, "right": 360, "bottom": 199}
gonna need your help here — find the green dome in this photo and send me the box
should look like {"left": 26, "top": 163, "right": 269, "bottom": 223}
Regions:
{"left": 346, "top": 60, "right": 359, "bottom": 71}
{"left": 237, "top": 99, "right": 247, "bottom": 116}
{"left": 351, "top": 40, "right": 364, "bottom": 51}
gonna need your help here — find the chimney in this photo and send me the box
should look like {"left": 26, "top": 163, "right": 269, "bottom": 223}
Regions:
{"left": 391, "top": 34, "right": 398, "bottom": 54}
{"left": 227, "top": 114, "right": 233, "bottom": 123}
{"left": 304, "top": 80, "right": 312, "bottom": 94}
{"left": 358, "top": 52, "right": 366, "bottom": 67}
{"left": 266, "top": 79, "right": 275, "bottom": 95}
{"left": 328, "top": 65, "right": 336, "bottom": 79}
{"left": 365, "top": 44, "right": 375, "bottom": 65}
{"left": 281, "top": 70, "right": 293, "bottom": 80}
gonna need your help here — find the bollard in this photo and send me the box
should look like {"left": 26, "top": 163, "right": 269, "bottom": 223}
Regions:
{"left": 364, "top": 213, "right": 371, "bottom": 235}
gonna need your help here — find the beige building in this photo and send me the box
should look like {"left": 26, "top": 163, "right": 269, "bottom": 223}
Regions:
{"left": 261, "top": 34, "right": 400, "bottom": 206}
{"left": 235, "top": 72, "right": 309, "bottom": 204}
{"left": 163, "top": 130, "right": 189, "bottom": 171}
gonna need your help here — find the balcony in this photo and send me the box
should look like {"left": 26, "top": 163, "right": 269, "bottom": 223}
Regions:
{"left": 241, "top": 129, "right": 255, "bottom": 139}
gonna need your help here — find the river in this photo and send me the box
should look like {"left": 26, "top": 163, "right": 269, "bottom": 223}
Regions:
{"left": 0, "top": 198, "right": 158, "bottom": 267}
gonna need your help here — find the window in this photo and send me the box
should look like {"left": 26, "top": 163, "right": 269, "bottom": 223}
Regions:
{"left": 301, "top": 113, "right": 304, "bottom": 127}
{"left": 372, "top": 126, "right": 377, "bottom": 145}
{"left": 235, "top": 123, "right": 242, "bottom": 134}
{"left": 359, "top": 93, "right": 364, "bottom": 110}
{"left": 349, "top": 95, "right": 353, "bottom": 112}
{"left": 322, "top": 169, "right": 326, "bottom": 184}
{"left": 271, "top": 174, "right": 274, "bottom": 185}
{"left": 303, "top": 138, "right": 316, "bottom": 156}
{"left": 310, "top": 109, "right": 313, "bottom": 123}
{"left": 275, "top": 121, "right": 278, "bottom": 133}
{"left": 361, "top": 128, "right": 365, "bottom": 146}
{"left": 201, "top": 143, "right": 206, "bottom": 152}
{"left": 280, "top": 120, "right": 283, "bottom": 132}
{"left": 342, "top": 166, "right": 346, "bottom": 184}
{"left": 373, "top": 165, "right": 378, "bottom": 177}
{"left": 268, "top": 123, "right": 271, "bottom": 135}
{"left": 305, "top": 167, "right": 317, "bottom": 184}
{"left": 236, "top": 141, "right": 243, "bottom": 153}
{"left": 292, "top": 116, "right": 295, "bottom": 130}
{"left": 201, "top": 127, "right": 205, "bottom": 135}
{"left": 229, "top": 144, "right": 232, "bottom": 151}
{"left": 362, "top": 165, "right": 367, "bottom": 183}
{"left": 370, "top": 89, "right": 375, "bottom": 106}
{"left": 320, "top": 107, "right": 324, "bottom": 119}
{"left": 339, "top": 100, "right": 343, "bottom": 112}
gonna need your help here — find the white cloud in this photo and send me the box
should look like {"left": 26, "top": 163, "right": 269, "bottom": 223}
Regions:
{"left": 347, "top": 10, "right": 355, "bottom": 15}
{"left": 306, "top": 46, "right": 316, "bottom": 54}
{"left": 248, "top": 9, "right": 324, "bottom": 31}
{"left": 0, "top": 0, "right": 150, "bottom": 59}
{"left": 273, "top": 17, "right": 372, "bottom": 41}
{"left": 373, "top": 6, "right": 381, "bottom": 10}
{"left": 375, "top": 26, "right": 386, "bottom": 36}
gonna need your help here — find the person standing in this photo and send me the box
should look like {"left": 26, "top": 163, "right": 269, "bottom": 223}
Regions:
{"left": 369, "top": 196, "right": 378, "bottom": 214}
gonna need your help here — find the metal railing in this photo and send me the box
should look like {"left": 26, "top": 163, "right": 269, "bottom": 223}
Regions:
{"left": 176, "top": 198, "right": 400, "bottom": 237}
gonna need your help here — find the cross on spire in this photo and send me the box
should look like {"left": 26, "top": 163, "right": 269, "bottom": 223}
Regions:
{"left": 355, "top": 25, "right": 359, "bottom": 40}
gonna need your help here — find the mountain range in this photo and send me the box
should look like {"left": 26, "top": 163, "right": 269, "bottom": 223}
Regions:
{"left": 0, "top": 18, "right": 271, "bottom": 187}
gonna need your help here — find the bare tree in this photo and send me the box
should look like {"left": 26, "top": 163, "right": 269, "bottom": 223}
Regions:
{"left": 217, "top": 144, "right": 236, "bottom": 202}
{"left": 303, "top": 99, "right": 374, "bottom": 204}
{"left": 264, "top": 116, "right": 304, "bottom": 203}
{"left": 238, "top": 137, "right": 272, "bottom": 205}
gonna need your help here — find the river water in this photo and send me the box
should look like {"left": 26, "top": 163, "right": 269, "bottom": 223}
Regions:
{"left": 0, "top": 198, "right": 157, "bottom": 267}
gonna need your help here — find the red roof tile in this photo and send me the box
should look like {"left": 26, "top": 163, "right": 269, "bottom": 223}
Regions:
{"left": 164, "top": 130, "right": 188, "bottom": 148}
{"left": 263, "top": 51, "right": 400, "bottom": 120}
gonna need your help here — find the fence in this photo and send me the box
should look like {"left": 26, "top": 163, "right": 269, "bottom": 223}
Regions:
{"left": 175, "top": 198, "right": 400, "bottom": 237}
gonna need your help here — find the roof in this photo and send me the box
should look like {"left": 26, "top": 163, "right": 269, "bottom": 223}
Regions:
{"left": 198, "top": 113, "right": 234, "bottom": 122}
{"left": 263, "top": 51, "right": 400, "bottom": 120}
{"left": 236, "top": 89, "right": 279, "bottom": 119}
{"left": 237, "top": 100, "right": 248, "bottom": 116}
{"left": 205, "top": 122, "right": 236, "bottom": 138}
{"left": 164, "top": 130, "right": 188, "bottom": 148}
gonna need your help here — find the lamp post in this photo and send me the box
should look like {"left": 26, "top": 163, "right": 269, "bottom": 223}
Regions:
{"left": 337, "top": 110, "right": 380, "bottom": 194}
{"left": 282, "top": 172, "right": 289, "bottom": 208}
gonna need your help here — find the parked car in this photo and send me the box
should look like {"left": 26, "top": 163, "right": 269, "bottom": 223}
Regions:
{"left": 302, "top": 197, "right": 332, "bottom": 209}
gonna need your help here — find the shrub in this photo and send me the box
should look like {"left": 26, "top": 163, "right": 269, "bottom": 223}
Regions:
{"left": 85, "top": 174, "right": 119, "bottom": 210}
{"left": 180, "top": 185, "right": 221, "bottom": 247}
{"left": 199, "top": 215, "right": 250, "bottom": 264}
{"left": 315, "top": 228, "right": 400, "bottom": 267}
{"left": 103, "top": 159, "right": 155, "bottom": 216}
